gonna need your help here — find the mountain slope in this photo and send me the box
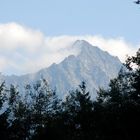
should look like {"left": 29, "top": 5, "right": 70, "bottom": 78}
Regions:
{"left": 0, "top": 40, "right": 122, "bottom": 98}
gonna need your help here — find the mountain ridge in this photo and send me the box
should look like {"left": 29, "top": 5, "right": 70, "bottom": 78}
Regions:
{"left": 0, "top": 40, "right": 122, "bottom": 98}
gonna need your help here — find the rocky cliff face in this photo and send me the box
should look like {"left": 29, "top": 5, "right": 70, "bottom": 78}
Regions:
{"left": 0, "top": 40, "right": 122, "bottom": 98}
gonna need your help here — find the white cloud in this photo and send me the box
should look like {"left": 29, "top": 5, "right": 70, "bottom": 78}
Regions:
{"left": 0, "top": 23, "right": 138, "bottom": 75}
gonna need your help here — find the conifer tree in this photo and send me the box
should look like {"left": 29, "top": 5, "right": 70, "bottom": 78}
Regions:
{"left": 0, "top": 82, "right": 9, "bottom": 140}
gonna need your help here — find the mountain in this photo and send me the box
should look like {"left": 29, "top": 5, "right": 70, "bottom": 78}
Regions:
{"left": 0, "top": 40, "right": 122, "bottom": 98}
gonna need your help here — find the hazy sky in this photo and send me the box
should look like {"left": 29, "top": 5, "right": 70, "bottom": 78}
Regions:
{"left": 0, "top": 0, "right": 140, "bottom": 43}
{"left": 0, "top": 0, "right": 139, "bottom": 75}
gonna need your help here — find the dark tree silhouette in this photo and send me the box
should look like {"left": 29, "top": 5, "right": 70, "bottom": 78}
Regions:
{"left": 134, "top": 0, "right": 140, "bottom": 4}
{"left": 0, "top": 49, "right": 140, "bottom": 140}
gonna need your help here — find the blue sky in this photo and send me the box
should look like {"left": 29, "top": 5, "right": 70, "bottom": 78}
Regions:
{"left": 0, "top": 0, "right": 139, "bottom": 43}
{"left": 0, "top": 0, "right": 140, "bottom": 75}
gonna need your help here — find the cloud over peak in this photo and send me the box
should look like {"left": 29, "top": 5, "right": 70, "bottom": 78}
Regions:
{"left": 0, "top": 22, "right": 138, "bottom": 75}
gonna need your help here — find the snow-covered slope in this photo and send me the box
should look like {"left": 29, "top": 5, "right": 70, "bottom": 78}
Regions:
{"left": 0, "top": 40, "right": 122, "bottom": 98}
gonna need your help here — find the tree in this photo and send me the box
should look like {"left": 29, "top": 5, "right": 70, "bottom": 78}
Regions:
{"left": 0, "top": 82, "right": 6, "bottom": 109}
{"left": 0, "top": 82, "right": 9, "bottom": 140}
{"left": 62, "top": 82, "right": 94, "bottom": 140}
{"left": 125, "top": 48, "right": 140, "bottom": 103}
{"left": 29, "top": 79, "right": 61, "bottom": 140}
{"left": 96, "top": 48, "right": 140, "bottom": 140}
{"left": 7, "top": 85, "right": 30, "bottom": 140}
{"left": 134, "top": 0, "right": 140, "bottom": 5}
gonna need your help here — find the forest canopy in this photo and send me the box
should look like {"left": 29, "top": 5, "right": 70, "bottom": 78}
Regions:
{"left": 0, "top": 48, "right": 140, "bottom": 140}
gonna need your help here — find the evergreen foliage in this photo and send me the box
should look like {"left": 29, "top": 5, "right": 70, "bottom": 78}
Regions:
{"left": 0, "top": 48, "right": 140, "bottom": 140}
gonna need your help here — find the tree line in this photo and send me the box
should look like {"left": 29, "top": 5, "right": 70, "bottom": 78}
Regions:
{"left": 0, "top": 48, "right": 140, "bottom": 140}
